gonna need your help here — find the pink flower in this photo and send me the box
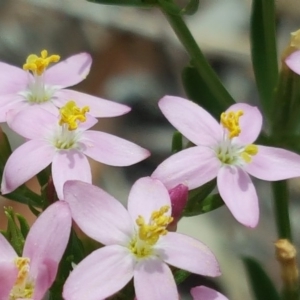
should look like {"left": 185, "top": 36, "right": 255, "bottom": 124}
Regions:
{"left": 191, "top": 286, "right": 228, "bottom": 300}
{"left": 63, "top": 177, "right": 220, "bottom": 300}
{"left": 285, "top": 50, "right": 300, "bottom": 74}
{"left": 1, "top": 101, "right": 150, "bottom": 199}
{"left": 0, "top": 201, "right": 71, "bottom": 300}
{"left": 152, "top": 96, "right": 300, "bottom": 227}
{"left": 0, "top": 50, "right": 130, "bottom": 121}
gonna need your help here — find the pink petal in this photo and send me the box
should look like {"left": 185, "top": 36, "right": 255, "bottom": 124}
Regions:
{"left": 191, "top": 286, "right": 228, "bottom": 300}
{"left": 127, "top": 177, "right": 171, "bottom": 225}
{"left": 23, "top": 202, "right": 71, "bottom": 282}
{"left": 0, "top": 233, "right": 17, "bottom": 260}
{"left": 1, "top": 140, "right": 55, "bottom": 194}
{"left": 63, "top": 245, "right": 135, "bottom": 300}
{"left": 0, "top": 62, "right": 28, "bottom": 94}
{"left": 225, "top": 103, "right": 262, "bottom": 144}
{"left": 134, "top": 259, "right": 178, "bottom": 300}
{"left": 52, "top": 150, "right": 92, "bottom": 200}
{"left": 159, "top": 96, "right": 222, "bottom": 146}
{"left": 63, "top": 180, "right": 134, "bottom": 246}
{"left": 0, "top": 261, "right": 18, "bottom": 299}
{"left": 45, "top": 53, "right": 92, "bottom": 88}
{"left": 158, "top": 232, "right": 220, "bottom": 277}
{"left": 217, "top": 166, "right": 259, "bottom": 228}
{"left": 152, "top": 146, "right": 220, "bottom": 190}
{"left": 285, "top": 50, "right": 300, "bottom": 75}
{"left": 54, "top": 89, "right": 131, "bottom": 117}
{"left": 245, "top": 145, "right": 300, "bottom": 180}
{"left": 81, "top": 130, "right": 150, "bottom": 166}
{"left": 7, "top": 106, "right": 57, "bottom": 139}
{"left": 0, "top": 94, "right": 26, "bottom": 122}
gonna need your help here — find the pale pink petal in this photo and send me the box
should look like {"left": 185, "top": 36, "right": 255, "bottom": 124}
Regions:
{"left": 159, "top": 96, "right": 222, "bottom": 146}
{"left": 37, "top": 100, "right": 61, "bottom": 116}
{"left": 285, "top": 50, "right": 300, "bottom": 75}
{"left": 45, "top": 53, "right": 92, "bottom": 88}
{"left": 0, "top": 233, "right": 17, "bottom": 260}
{"left": 0, "top": 261, "right": 18, "bottom": 299}
{"left": 1, "top": 140, "right": 55, "bottom": 194}
{"left": 245, "top": 145, "right": 300, "bottom": 180}
{"left": 7, "top": 106, "right": 57, "bottom": 139}
{"left": 191, "top": 286, "right": 228, "bottom": 300}
{"left": 81, "top": 130, "right": 150, "bottom": 166}
{"left": 63, "top": 245, "right": 135, "bottom": 300}
{"left": 152, "top": 146, "right": 220, "bottom": 190}
{"left": 134, "top": 259, "right": 178, "bottom": 300}
{"left": 52, "top": 150, "right": 92, "bottom": 200}
{"left": 217, "top": 166, "right": 259, "bottom": 228}
{"left": 76, "top": 114, "right": 98, "bottom": 131}
{"left": 0, "top": 62, "right": 28, "bottom": 94}
{"left": 23, "top": 202, "right": 71, "bottom": 281}
{"left": 157, "top": 232, "right": 220, "bottom": 277}
{"left": 225, "top": 103, "right": 262, "bottom": 145}
{"left": 127, "top": 177, "right": 171, "bottom": 225}
{"left": 63, "top": 180, "right": 134, "bottom": 246}
{"left": 55, "top": 89, "right": 131, "bottom": 117}
{"left": 0, "top": 94, "right": 25, "bottom": 122}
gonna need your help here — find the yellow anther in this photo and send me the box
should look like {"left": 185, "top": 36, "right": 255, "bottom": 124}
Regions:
{"left": 23, "top": 49, "right": 60, "bottom": 76}
{"left": 14, "top": 257, "right": 30, "bottom": 286}
{"left": 59, "top": 101, "right": 90, "bottom": 131}
{"left": 136, "top": 205, "right": 173, "bottom": 246}
{"left": 290, "top": 29, "right": 300, "bottom": 49}
{"left": 220, "top": 110, "right": 244, "bottom": 139}
{"left": 240, "top": 144, "right": 258, "bottom": 163}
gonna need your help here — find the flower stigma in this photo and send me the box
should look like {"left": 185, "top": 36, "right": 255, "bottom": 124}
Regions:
{"left": 23, "top": 50, "right": 60, "bottom": 76}
{"left": 220, "top": 110, "right": 243, "bottom": 139}
{"left": 129, "top": 206, "right": 173, "bottom": 258}
{"left": 9, "top": 257, "right": 34, "bottom": 300}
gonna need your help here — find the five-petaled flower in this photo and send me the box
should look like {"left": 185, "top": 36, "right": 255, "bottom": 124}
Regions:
{"left": 0, "top": 201, "right": 71, "bottom": 300}
{"left": 152, "top": 96, "right": 300, "bottom": 227}
{"left": 191, "top": 286, "right": 228, "bottom": 300}
{"left": 1, "top": 101, "right": 150, "bottom": 199}
{"left": 0, "top": 50, "right": 130, "bottom": 121}
{"left": 62, "top": 177, "right": 220, "bottom": 300}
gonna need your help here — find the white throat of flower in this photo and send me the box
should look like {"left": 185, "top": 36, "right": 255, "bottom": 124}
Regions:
{"left": 21, "top": 50, "right": 60, "bottom": 104}
{"left": 50, "top": 101, "right": 89, "bottom": 150}
{"left": 128, "top": 206, "right": 173, "bottom": 259}
{"left": 9, "top": 257, "right": 34, "bottom": 300}
{"left": 215, "top": 110, "right": 258, "bottom": 166}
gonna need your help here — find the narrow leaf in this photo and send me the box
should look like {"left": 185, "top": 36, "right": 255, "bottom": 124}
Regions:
{"left": 87, "top": 0, "right": 156, "bottom": 7}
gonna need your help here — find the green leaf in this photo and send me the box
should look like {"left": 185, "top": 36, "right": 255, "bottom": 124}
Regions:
{"left": 250, "top": 0, "right": 278, "bottom": 122}
{"left": 182, "top": 65, "right": 227, "bottom": 120}
{"left": 172, "top": 131, "right": 183, "bottom": 153}
{"left": 87, "top": 0, "right": 157, "bottom": 7}
{"left": 243, "top": 257, "right": 281, "bottom": 300}
{"left": 16, "top": 213, "right": 30, "bottom": 239}
{"left": 183, "top": 180, "right": 221, "bottom": 216}
{"left": 174, "top": 268, "right": 190, "bottom": 284}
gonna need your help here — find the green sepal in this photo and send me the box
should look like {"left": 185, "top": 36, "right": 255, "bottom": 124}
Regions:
{"left": 174, "top": 268, "right": 190, "bottom": 285}
{"left": 87, "top": 0, "right": 157, "bottom": 7}
{"left": 183, "top": 179, "right": 219, "bottom": 216}
{"left": 180, "top": 0, "right": 199, "bottom": 15}
{"left": 15, "top": 213, "right": 30, "bottom": 239}
{"left": 172, "top": 131, "right": 183, "bottom": 153}
{"left": 182, "top": 65, "right": 228, "bottom": 120}
{"left": 243, "top": 257, "right": 281, "bottom": 300}
{"left": 36, "top": 166, "right": 51, "bottom": 189}
{"left": 0, "top": 129, "right": 12, "bottom": 173}
{"left": 28, "top": 203, "right": 41, "bottom": 217}
{"left": 4, "top": 207, "right": 26, "bottom": 256}
{"left": 250, "top": 0, "right": 278, "bottom": 122}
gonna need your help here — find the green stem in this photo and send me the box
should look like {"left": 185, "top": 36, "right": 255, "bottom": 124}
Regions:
{"left": 159, "top": 5, "right": 235, "bottom": 110}
{"left": 271, "top": 180, "right": 292, "bottom": 241}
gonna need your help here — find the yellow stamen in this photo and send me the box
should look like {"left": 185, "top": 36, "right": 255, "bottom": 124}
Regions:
{"left": 220, "top": 110, "right": 244, "bottom": 139}
{"left": 240, "top": 144, "right": 258, "bottom": 163}
{"left": 290, "top": 29, "right": 300, "bottom": 49}
{"left": 59, "top": 101, "right": 90, "bottom": 131}
{"left": 10, "top": 257, "right": 34, "bottom": 300}
{"left": 136, "top": 205, "right": 173, "bottom": 246}
{"left": 23, "top": 50, "right": 60, "bottom": 76}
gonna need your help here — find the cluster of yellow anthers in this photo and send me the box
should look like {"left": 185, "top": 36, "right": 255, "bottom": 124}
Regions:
{"left": 136, "top": 205, "right": 173, "bottom": 246}
{"left": 23, "top": 50, "right": 60, "bottom": 76}
{"left": 59, "top": 101, "right": 90, "bottom": 131}
{"left": 220, "top": 110, "right": 244, "bottom": 139}
{"left": 10, "top": 257, "right": 33, "bottom": 300}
